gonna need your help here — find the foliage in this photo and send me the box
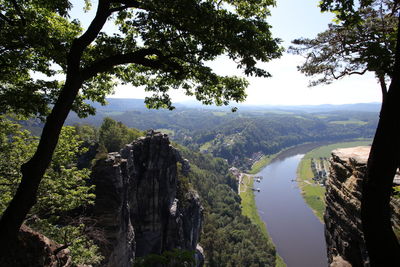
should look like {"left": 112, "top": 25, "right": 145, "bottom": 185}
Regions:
{"left": 176, "top": 163, "right": 192, "bottom": 210}
{"left": 289, "top": 0, "right": 398, "bottom": 90}
{"left": 0, "top": 118, "right": 100, "bottom": 265}
{"left": 0, "top": 116, "right": 37, "bottom": 213}
{"left": 73, "top": 123, "right": 99, "bottom": 144}
{"left": 0, "top": 0, "right": 282, "bottom": 119}
{"left": 29, "top": 218, "right": 104, "bottom": 265}
{"left": 33, "top": 126, "right": 96, "bottom": 218}
{"left": 134, "top": 249, "right": 195, "bottom": 267}
{"left": 0, "top": 0, "right": 82, "bottom": 118}
{"left": 394, "top": 185, "right": 400, "bottom": 198}
{"left": 99, "top": 117, "right": 143, "bottom": 152}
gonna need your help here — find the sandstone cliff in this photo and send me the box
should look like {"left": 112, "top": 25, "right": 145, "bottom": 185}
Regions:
{"left": 92, "top": 131, "right": 203, "bottom": 267}
{"left": 325, "top": 146, "right": 400, "bottom": 267}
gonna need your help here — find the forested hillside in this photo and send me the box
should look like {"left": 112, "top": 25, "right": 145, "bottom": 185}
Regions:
{"left": 176, "top": 144, "right": 277, "bottom": 266}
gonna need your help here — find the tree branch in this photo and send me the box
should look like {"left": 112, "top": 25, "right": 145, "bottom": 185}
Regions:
{"left": 53, "top": 243, "right": 70, "bottom": 255}
{"left": 81, "top": 48, "right": 183, "bottom": 80}
{"left": 68, "top": 0, "right": 112, "bottom": 70}
{"left": 331, "top": 67, "right": 368, "bottom": 80}
{"left": 109, "top": 0, "right": 142, "bottom": 13}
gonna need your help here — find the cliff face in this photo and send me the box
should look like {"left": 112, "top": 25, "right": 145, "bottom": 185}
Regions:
{"left": 92, "top": 131, "right": 203, "bottom": 267}
{"left": 325, "top": 146, "right": 400, "bottom": 267}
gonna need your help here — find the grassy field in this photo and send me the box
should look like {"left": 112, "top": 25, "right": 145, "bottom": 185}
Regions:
{"left": 304, "top": 140, "right": 372, "bottom": 159}
{"left": 240, "top": 175, "right": 269, "bottom": 237}
{"left": 297, "top": 139, "right": 373, "bottom": 222}
{"left": 103, "top": 111, "right": 124, "bottom": 116}
{"left": 297, "top": 158, "right": 326, "bottom": 222}
{"left": 212, "top": 111, "right": 227, "bottom": 116}
{"left": 240, "top": 174, "right": 286, "bottom": 267}
{"left": 329, "top": 120, "right": 368, "bottom": 125}
{"left": 249, "top": 154, "right": 277, "bottom": 174}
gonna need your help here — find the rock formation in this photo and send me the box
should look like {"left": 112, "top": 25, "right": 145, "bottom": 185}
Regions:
{"left": 325, "top": 146, "right": 400, "bottom": 267}
{"left": 92, "top": 131, "right": 203, "bottom": 267}
{"left": 0, "top": 225, "right": 72, "bottom": 267}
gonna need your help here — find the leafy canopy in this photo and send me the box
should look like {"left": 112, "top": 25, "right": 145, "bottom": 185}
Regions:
{"left": 0, "top": 0, "right": 282, "bottom": 118}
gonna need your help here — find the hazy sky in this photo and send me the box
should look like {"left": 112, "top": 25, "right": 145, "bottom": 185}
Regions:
{"left": 71, "top": 0, "right": 382, "bottom": 106}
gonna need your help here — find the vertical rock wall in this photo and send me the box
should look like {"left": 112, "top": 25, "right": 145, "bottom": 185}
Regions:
{"left": 325, "top": 146, "right": 400, "bottom": 267}
{"left": 92, "top": 131, "right": 203, "bottom": 267}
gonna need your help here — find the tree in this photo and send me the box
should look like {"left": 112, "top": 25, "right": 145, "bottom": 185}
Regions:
{"left": 0, "top": 118, "right": 101, "bottom": 265}
{"left": 0, "top": 0, "right": 282, "bottom": 252}
{"left": 289, "top": 0, "right": 398, "bottom": 101}
{"left": 293, "top": 0, "right": 400, "bottom": 265}
{"left": 99, "top": 117, "right": 143, "bottom": 152}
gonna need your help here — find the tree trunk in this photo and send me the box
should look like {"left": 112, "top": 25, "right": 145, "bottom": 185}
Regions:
{"left": 378, "top": 75, "right": 387, "bottom": 102}
{"left": 0, "top": 76, "right": 82, "bottom": 254}
{"left": 361, "top": 15, "right": 400, "bottom": 266}
{"left": 0, "top": 2, "right": 110, "bottom": 256}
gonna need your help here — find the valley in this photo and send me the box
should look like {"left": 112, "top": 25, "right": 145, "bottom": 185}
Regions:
{"left": 64, "top": 99, "right": 381, "bottom": 266}
{"left": 2, "top": 99, "right": 389, "bottom": 266}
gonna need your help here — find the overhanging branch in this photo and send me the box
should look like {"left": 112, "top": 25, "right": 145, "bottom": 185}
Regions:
{"left": 81, "top": 48, "right": 183, "bottom": 80}
{"left": 109, "top": 1, "right": 142, "bottom": 13}
{"left": 331, "top": 67, "right": 368, "bottom": 80}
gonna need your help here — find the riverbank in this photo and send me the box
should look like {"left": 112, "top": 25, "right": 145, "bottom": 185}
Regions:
{"left": 239, "top": 174, "right": 286, "bottom": 267}
{"left": 248, "top": 154, "right": 277, "bottom": 174}
{"left": 296, "top": 140, "right": 373, "bottom": 222}
{"left": 248, "top": 141, "right": 339, "bottom": 175}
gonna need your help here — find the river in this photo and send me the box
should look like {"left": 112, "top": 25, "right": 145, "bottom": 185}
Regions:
{"left": 254, "top": 144, "right": 328, "bottom": 267}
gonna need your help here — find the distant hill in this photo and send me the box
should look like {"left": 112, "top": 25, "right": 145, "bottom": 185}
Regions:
{"left": 274, "top": 103, "right": 381, "bottom": 113}
{"left": 95, "top": 98, "right": 381, "bottom": 113}
{"left": 90, "top": 98, "right": 187, "bottom": 112}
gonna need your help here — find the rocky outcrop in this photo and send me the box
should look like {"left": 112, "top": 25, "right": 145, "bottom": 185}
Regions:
{"left": 92, "top": 131, "right": 203, "bottom": 267}
{"left": 0, "top": 225, "right": 72, "bottom": 267}
{"left": 325, "top": 146, "right": 400, "bottom": 267}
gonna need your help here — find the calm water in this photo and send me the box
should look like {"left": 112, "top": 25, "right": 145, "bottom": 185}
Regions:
{"left": 255, "top": 145, "right": 328, "bottom": 267}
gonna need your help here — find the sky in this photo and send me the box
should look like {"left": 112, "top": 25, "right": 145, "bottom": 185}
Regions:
{"left": 71, "top": 0, "right": 382, "bottom": 106}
